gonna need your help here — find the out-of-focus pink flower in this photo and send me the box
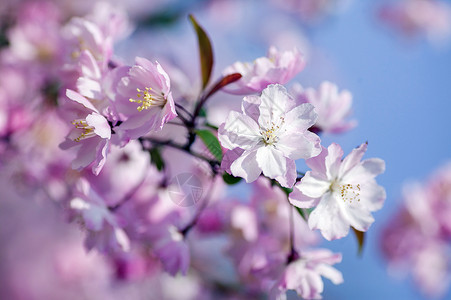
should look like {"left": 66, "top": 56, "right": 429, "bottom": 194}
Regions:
{"left": 222, "top": 47, "right": 305, "bottom": 95}
{"left": 70, "top": 178, "right": 130, "bottom": 253}
{"left": 4, "top": 0, "right": 63, "bottom": 74}
{"left": 270, "top": 0, "right": 353, "bottom": 24}
{"left": 412, "top": 241, "right": 451, "bottom": 298}
{"left": 60, "top": 89, "right": 111, "bottom": 175}
{"left": 290, "top": 143, "right": 386, "bottom": 240}
{"left": 154, "top": 225, "right": 190, "bottom": 276}
{"left": 381, "top": 162, "right": 451, "bottom": 298}
{"left": 291, "top": 81, "right": 356, "bottom": 134}
{"left": 270, "top": 249, "right": 343, "bottom": 300}
{"left": 379, "top": 0, "right": 451, "bottom": 44}
{"left": 219, "top": 84, "right": 321, "bottom": 187}
{"left": 114, "top": 57, "right": 177, "bottom": 140}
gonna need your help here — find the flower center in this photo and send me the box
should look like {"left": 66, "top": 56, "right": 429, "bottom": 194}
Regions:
{"left": 72, "top": 119, "right": 96, "bottom": 142}
{"left": 331, "top": 180, "right": 361, "bottom": 203}
{"left": 260, "top": 117, "right": 285, "bottom": 146}
{"left": 129, "top": 87, "right": 166, "bottom": 111}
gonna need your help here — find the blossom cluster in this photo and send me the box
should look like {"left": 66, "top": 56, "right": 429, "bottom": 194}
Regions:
{"left": 381, "top": 162, "right": 451, "bottom": 298}
{"left": 0, "top": 1, "right": 391, "bottom": 299}
{"left": 379, "top": 0, "right": 451, "bottom": 44}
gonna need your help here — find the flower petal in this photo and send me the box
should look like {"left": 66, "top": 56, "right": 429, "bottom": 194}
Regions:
{"left": 277, "top": 130, "right": 321, "bottom": 160}
{"left": 256, "top": 146, "right": 286, "bottom": 179}
{"left": 339, "top": 142, "right": 368, "bottom": 177}
{"left": 275, "top": 157, "right": 296, "bottom": 188}
{"left": 283, "top": 103, "right": 318, "bottom": 132}
{"left": 289, "top": 186, "right": 320, "bottom": 209}
{"left": 258, "top": 84, "right": 292, "bottom": 128}
{"left": 296, "top": 172, "right": 330, "bottom": 198}
{"left": 230, "top": 150, "right": 261, "bottom": 183}
{"left": 325, "top": 143, "right": 344, "bottom": 179}
{"left": 218, "top": 111, "right": 260, "bottom": 150}
{"left": 308, "top": 192, "right": 350, "bottom": 240}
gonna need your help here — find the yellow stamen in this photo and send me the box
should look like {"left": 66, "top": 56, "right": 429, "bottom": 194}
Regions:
{"left": 129, "top": 87, "right": 166, "bottom": 111}
{"left": 72, "top": 119, "right": 96, "bottom": 142}
{"left": 331, "top": 181, "right": 361, "bottom": 203}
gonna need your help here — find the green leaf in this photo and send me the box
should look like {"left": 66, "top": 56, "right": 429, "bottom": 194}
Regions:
{"left": 352, "top": 227, "right": 365, "bottom": 256}
{"left": 149, "top": 148, "right": 165, "bottom": 171}
{"left": 295, "top": 206, "right": 306, "bottom": 221}
{"left": 199, "top": 107, "right": 207, "bottom": 117}
{"left": 222, "top": 173, "right": 242, "bottom": 185}
{"left": 189, "top": 14, "right": 213, "bottom": 90}
{"left": 195, "top": 129, "right": 222, "bottom": 161}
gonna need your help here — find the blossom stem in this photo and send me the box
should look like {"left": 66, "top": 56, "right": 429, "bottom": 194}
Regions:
{"left": 180, "top": 176, "right": 215, "bottom": 236}
{"left": 287, "top": 204, "right": 300, "bottom": 264}
{"left": 138, "top": 137, "right": 220, "bottom": 172}
{"left": 174, "top": 102, "right": 194, "bottom": 120}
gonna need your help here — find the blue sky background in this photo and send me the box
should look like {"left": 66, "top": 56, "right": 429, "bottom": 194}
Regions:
{"left": 118, "top": 0, "right": 451, "bottom": 298}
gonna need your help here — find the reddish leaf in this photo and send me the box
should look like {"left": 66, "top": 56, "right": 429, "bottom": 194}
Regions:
{"left": 189, "top": 14, "right": 213, "bottom": 90}
{"left": 203, "top": 73, "right": 242, "bottom": 100}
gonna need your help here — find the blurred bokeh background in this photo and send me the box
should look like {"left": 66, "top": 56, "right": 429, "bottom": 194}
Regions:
{"left": 1, "top": 0, "right": 451, "bottom": 299}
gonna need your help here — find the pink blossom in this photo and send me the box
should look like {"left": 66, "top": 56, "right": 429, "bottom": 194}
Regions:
{"left": 270, "top": 0, "right": 353, "bottom": 24}
{"left": 154, "top": 225, "right": 190, "bottom": 276}
{"left": 59, "top": 89, "right": 111, "bottom": 175}
{"left": 290, "top": 143, "right": 386, "bottom": 240}
{"left": 381, "top": 162, "right": 451, "bottom": 298}
{"left": 219, "top": 84, "right": 321, "bottom": 187}
{"left": 379, "top": 0, "right": 451, "bottom": 43}
{"left": 291, "top": 81, "right": 356, "bottom": 134}
{"left": 114, "top": 57, "right": 177, "bottom": 140}
{"left": 70, "top": 178, "right": 130, "bottom": 253}
{"left": 222, "top": 47, "right": 305, "bottom": 95}
{"left": 270, "top": 249, "right": 343, "bottom": 300}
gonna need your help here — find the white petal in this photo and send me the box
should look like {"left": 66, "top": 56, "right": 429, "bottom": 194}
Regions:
{"left": 219, "top": 111, "right": 260, "bottom": 150}
{"left": 258, "top": 84, "right": 291, "bottom": 128}
{"left": 316, "top": 264, "right": 344, "bottom": 285}
{"left": 242, "top": 95, "right": 261, "bottom": 122}
{"left": 297, "top": 172, "right": 330, "bottom": 198}
{"left": 339, "top": 142, "right": 367, "bottom": 177}
{"left": 275, "top": 157, "right": 296, "bottom": 188}
{"left": 308, "top": 192, "right": 350, "bottom": 241}
{"left": 289, "top": 186, "right": 320, "bottom": 209}
{"left": 359, "top": 181, "right": 386, "bottom": 211}
{"left": 341, "top": 158, "right": 385, "bottom": 183}
{"left": 230, "top": 150, "right": 261, "bottom": 183}
{"left": 325, "top": 143, "right": 344, "bottom": 179}
{"left": 306, "top": 146, "right": 328, "bottom": 175}
{"left": 256, "top": 146, "right": 286, "bottom": 179}
{"left": 340, "top": 198, "right": 375, "bottom": 232}
{"left": 277, "top": 130, "right": 321, "bottom": 160}
{"left": 283, "top": 103, "right": 318, "bottom": 132}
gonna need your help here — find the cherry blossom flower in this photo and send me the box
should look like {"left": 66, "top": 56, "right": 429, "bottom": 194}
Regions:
{"left": 219, "top": 84, "right": 321, "bottom": 187}
{"left": 59, "top": 89, "right": 111, "bottom": 175}
{"left": 379, "top": 0, "right": 451, "bottom": 44}
{"left": 290, "top": 142, "right": 386, "bottom": 240}
{"left": 114, "top": 57, "right": 177, "bottom": 140}
{"left": 222, "top": 47, "right": 305, "bottom": 95}
{"left": 291, "top": 81, "right": 356, "bottom": 134}
{"left": 270, "top": 249, "right": 343, "bottom": 300}
{"left": 70, "top": 178, "right": 130, "bottom": 253}
{"left": 381, "top": 162, "right": 451, "bottom": 298}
